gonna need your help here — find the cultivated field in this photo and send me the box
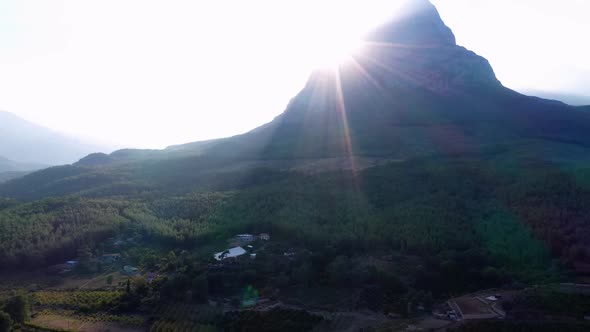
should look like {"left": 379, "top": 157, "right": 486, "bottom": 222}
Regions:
{"left": 30, "top": 313, "right": 145, "bottom": 332}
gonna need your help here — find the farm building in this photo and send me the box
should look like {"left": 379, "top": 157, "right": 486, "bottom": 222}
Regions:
{"left": 449, "top": 295, "right": 502, "bottom": 320}
{"left": 214, "top": 246, "right": 247, "bottom": 260}
{"left": 235, "top": 234, "right": 255, "bottom": 244}
{"left": 123, "top": 265, "right": 139, "bottom": 275}
{"left": 101, "top": 253, "right": 121, "bottom": 263}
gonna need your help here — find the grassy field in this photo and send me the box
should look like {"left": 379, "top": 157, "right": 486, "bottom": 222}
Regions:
{"left": 30, "top": 312, "right": 145, "bottom": 332}
{"left": 52, "top": 271, "right": 130, "bottom": 290}
{"left": 29, "top": 309, "right": 146, "bottom": 332}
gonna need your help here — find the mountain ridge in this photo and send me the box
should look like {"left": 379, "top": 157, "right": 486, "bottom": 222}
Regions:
{"left": 519, "top": 89, "right": 590, "bottom": 106}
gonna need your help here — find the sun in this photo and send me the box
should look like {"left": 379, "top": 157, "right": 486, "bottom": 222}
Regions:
{"left": 310, "top": 35, "right": 363, "bottom": 70}
{"left": 296, "top": 0, "right": 398, "bottom": 70}
{"left": 314, "top": 38, "right": 363, "bottom": 69}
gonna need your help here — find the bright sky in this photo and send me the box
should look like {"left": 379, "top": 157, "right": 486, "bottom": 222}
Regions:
{"left": 0, "top": 0, "right": 588, "bottom": 149}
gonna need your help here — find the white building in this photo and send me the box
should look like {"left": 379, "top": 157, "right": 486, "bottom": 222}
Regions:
{"left": 123, "top": 265, "right": 139, "bottom": 275}
{"left": 214, "top": 246, "right": 247, "bottom": 260}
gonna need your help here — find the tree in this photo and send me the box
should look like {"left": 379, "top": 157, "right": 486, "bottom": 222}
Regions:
{"left": 77, "top": 244, "right": 93, "bottom": 272}
{"left": 0, "top": 311, "right": 12, "bottom": 332}
{"left": 4, "top": 294, "right": 30, "bottom": 323}
{"left": 292, "top": 262, "right": 313, "bottom": 286}
{"left": 133, "top": 277, "right": 149, "bottom": 297}
{"left": 191, "top": 275, "right": 209, "bottom": 303}
{"left": 106, "top": 275, "right": 113, "bottom": 285}
{"left": 327, "top": 255, "right": 352, "bottom": 286}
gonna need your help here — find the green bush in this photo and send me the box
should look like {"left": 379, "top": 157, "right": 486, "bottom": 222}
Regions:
{"left": 0, "top": 311, "right": 12, "bottom": 332}
{"left": 3, "top": 294, "right": 30, "bottom": 323}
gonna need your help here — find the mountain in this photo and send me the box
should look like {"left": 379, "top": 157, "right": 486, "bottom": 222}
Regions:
{"left": 519, "top": 89, "right": 590, "bottom": 106}
{"left": 2, "top": 0, "right": 590, "bottom": 200}
{"left": 0, "top": 111, "right": 110, "bottom": 165}
{"left": 168, "top": 0, "right": 590, "bottom": 161}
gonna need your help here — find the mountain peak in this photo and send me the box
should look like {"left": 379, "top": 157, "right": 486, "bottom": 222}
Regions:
{"left": 364, "top": 0, "right": 456, "bottom": 46}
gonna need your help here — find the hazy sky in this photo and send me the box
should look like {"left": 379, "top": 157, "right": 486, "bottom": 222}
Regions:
{"left": 0, "top": 0, "right": 588, "bottom": 149}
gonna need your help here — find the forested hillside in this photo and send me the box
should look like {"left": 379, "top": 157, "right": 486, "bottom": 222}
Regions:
{"left": 2, "top": 157, "right": 589, "bottom": 284}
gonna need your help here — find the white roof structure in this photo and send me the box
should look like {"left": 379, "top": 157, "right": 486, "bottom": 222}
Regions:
{"left": 124, "top": 265, "right": 139, "bottom": 273}
{"left": 214, "top": 246, "right": 247, "bottom": 260}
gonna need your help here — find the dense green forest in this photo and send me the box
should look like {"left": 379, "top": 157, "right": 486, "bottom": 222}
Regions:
{"left": 2, "top": 156, "right": 590, "bottom": 330}
{"left": 2, "top": 157, "right": 589, "bottom": 282}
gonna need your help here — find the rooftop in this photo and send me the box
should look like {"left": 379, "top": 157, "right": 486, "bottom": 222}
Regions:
{"left": 214, "top": 246, "right": 247, "bottom": 260}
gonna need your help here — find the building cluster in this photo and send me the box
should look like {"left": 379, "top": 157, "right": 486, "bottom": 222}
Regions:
{"left": 214, "top": 233, "right": 270, "bottom": 261}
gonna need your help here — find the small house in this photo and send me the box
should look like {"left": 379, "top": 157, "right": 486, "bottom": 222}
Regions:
{"left": 283, "top": 248, "right": 296, "bottom": 258}
{"left": 235, "top": 234, "right": 255, "bottom": 244}
{"left": 123, "top": 265, "right": 139, "bottom": 275}
{"left": 214, "top": 246, "right": 247, "bottom": 260}
{"left": 66, "top": 260, "right": 78, "bottom": 268}
{"left": 101, "top": 253, "right": 121, "bottom": 263}
{"left": 259, "top": 233, "right": 270, "bottom": 241}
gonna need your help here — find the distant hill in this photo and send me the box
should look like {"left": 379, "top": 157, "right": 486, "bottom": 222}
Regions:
{"left": 0, "top": 111, "right": 110, "bottom": 165}
{"left": 519, "top": 89, "right": 590, "bottom": 106}
{"left": 0, "top": 155, "right": 45, "bottom": 173}
{"left": 0, "top": 171, "right": 29, "bottom": 183}
{"left": 0, "top": 156, "right": 40, "bottom": 183}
